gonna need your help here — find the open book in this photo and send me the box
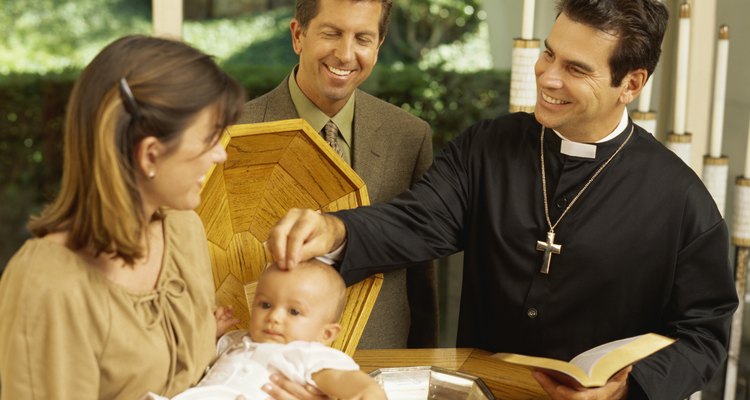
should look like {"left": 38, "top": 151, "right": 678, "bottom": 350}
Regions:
{"left": 493, "top": 333, "right": 675, "bottom": 388}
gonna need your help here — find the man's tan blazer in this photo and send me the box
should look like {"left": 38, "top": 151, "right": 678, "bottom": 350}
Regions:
{"left": 238, "top": 77, "right": 438, "bottom": 348}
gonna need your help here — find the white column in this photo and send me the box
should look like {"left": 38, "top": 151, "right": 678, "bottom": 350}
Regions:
{"left": 521, "top": 0, "right": 536, "bottom": 40}
{"left": 152, "top": 0, "right": 183, "bottom": 39}
{"left": 672, "top": 4, "right": 690, "bottom": 136}
{"left": 709, "top": 26, "right": 729, "bottom": 158}
{"left": 685, "top": 0, "right": 717, "bottom": 173}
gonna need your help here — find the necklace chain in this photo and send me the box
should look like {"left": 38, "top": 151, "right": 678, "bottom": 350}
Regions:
{"left": 540, "top": 124, "right": 634, "bottom": 233}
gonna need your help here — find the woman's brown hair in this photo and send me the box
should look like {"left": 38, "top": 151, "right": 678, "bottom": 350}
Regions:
{"left": 28, "top": 35, "right": 245, "bottom": 264}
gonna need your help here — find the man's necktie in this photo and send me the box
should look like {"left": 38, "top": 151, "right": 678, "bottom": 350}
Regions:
{"left": 323, "top": 120, "right": 345, "bottom": 159}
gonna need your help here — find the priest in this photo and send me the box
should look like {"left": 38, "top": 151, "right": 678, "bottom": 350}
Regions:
{"left": 268, "top": 0, "right": 738, "bottom": 398}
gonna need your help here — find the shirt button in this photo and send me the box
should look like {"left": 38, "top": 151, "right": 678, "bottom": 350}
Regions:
{"left": 556, "top": 197, "right": 568, "bottom": 209}
{"left": 527, "top": 308, "right": 538, "bottom": 319}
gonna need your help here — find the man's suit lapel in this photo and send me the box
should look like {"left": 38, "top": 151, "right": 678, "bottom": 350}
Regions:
{"left": 352, "top": 91, "right": 387, "bottom": 202}
{"left": 262, "top": 77, "right": 300, "bottom": 121}
{"left": 264, "top": 82, "right": 388, "bottom": 201}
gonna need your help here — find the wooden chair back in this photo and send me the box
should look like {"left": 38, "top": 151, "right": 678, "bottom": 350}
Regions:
{"left": 196, "top": 119, "right": 382, "bottom": 356}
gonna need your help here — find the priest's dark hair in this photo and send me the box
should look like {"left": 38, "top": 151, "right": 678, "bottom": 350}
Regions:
{"left": 556, "top": 0, "right": 668, "bottom": 87}
{"left": 294, "top": 0, "right": 393, "bottom": 41}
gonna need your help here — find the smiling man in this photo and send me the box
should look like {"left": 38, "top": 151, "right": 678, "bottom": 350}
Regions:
{"left": 238, "top": 0, "right": 438, "bottom": 355}
{"left": 265, "top": 0, "right": 738, "bottom": 399}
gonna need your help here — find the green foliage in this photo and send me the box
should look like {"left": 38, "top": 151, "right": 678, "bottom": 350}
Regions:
{"left": 0, "top": 0, "right": 151, "bottom": 74}
{"left": 381, "top": 0, "right": 483, "bottom": 64}
{"left": 0, "top": 0, "right": 487, "bottom": 73}
{"left": 0, "top": 72, "right": 73, "bottom": 265}
{"left": 224, "top": 64, "right": 291, "bottom": 99}
{"left": 363, "top": 65, "right": 509, "bottom": 152}
{"left": 186, "top": 7, "right": 297, "bottom": 66}
{"left": 0, "top": 1, "right": 294, "bottom": 74}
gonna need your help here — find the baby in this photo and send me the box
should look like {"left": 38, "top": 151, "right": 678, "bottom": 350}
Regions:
{"left": 147, "top": 259, "right": 385, "bottom": 400}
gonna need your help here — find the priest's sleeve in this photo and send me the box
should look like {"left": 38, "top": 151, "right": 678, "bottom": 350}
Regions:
{"left": 629, "top": 183, "right": 738, "bottom": 399}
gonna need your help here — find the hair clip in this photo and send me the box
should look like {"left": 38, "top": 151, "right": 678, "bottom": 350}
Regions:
{"left": 118, "top": 77, "right": 142, "bottom": 120}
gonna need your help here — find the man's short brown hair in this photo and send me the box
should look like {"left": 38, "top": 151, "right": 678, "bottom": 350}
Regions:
{"left": 295, "top": 0, "right": 393, "bottom": 41}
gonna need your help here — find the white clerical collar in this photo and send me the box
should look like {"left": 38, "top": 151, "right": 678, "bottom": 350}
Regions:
{"left": 554, "top": 109, "right": 629, "bottom": 159}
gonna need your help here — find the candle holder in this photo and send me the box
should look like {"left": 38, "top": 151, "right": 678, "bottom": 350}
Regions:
{"left": 666, "top": 132, "right": 692, "bottom": 166}
{"left": 509, "top": 39, "right": 540, "bottom": 114}
{"left": 702, "top": 156, "right": 729, "bottom": 216}
{"left": 632, "top": 111, "right": 657, "bottom": 137}
{"left": 725, "top": 177, "right": 750, "bottom": 400}
{"left": 634, "top": 67, "right": 657, "bottom": 136}
{"left": 731, "top": 176, "right": 750, "bottom": 248}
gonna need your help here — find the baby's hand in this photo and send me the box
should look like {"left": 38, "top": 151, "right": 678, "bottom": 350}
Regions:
{"left": 213, "top": 305, "right": 240, "bottom": 338}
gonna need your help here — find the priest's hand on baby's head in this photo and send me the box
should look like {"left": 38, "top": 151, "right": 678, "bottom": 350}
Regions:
{"left": 267, "top": 208, "right": 346, "bottom": 271}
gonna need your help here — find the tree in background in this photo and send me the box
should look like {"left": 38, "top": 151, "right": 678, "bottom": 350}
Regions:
{"left": 183, "top": 0, "right": 293, "bottom": 19}
{"left": 0, "top": 0, "right": 150, "bottom": 74}
{"left": 381, "top": 0, "right": 482, "bottom": 64}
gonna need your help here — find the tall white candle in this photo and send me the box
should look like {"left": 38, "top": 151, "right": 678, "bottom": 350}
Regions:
{"left": 673, "top": 3, "right": 691, "bottom": 135}
{"left": 522, "top": 0, "right": 535, "bottom": 40}
{"left": 745, "top": 116, "right": 750, "bottom": 178}
{"left": 638, "top": 78, "right": 654, "bottom": 112}
{"left": 709, "top": 26, "right": 729, "bottom": 158}
{"left": 638, "top": 0, "right": 664, "bottom": 113}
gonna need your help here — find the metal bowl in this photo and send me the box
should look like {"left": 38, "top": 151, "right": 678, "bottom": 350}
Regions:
{"left": 369, "top": 366, "right": 495, "bottom": 400}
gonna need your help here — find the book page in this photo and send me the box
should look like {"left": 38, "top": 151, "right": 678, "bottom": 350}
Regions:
{"left": 493, "top": 333, "right": 675, "bottom": 388}
{"left": 569, "top": 336, "right": 641, "bottom": 375}
{"left": 493, "top": 353, "right": 590, "bottom": 385}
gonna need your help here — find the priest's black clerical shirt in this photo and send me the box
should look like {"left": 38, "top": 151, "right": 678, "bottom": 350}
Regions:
{"left": 334, "top": 112, "right": 737, "bottom": 398}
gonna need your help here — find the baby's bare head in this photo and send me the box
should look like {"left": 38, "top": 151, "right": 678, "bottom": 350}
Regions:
{"left": 249, "top": 259, "right": 346, "bottom": 345}
{"left": 259, "top": 259, "right": 346, "bottom": 322}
